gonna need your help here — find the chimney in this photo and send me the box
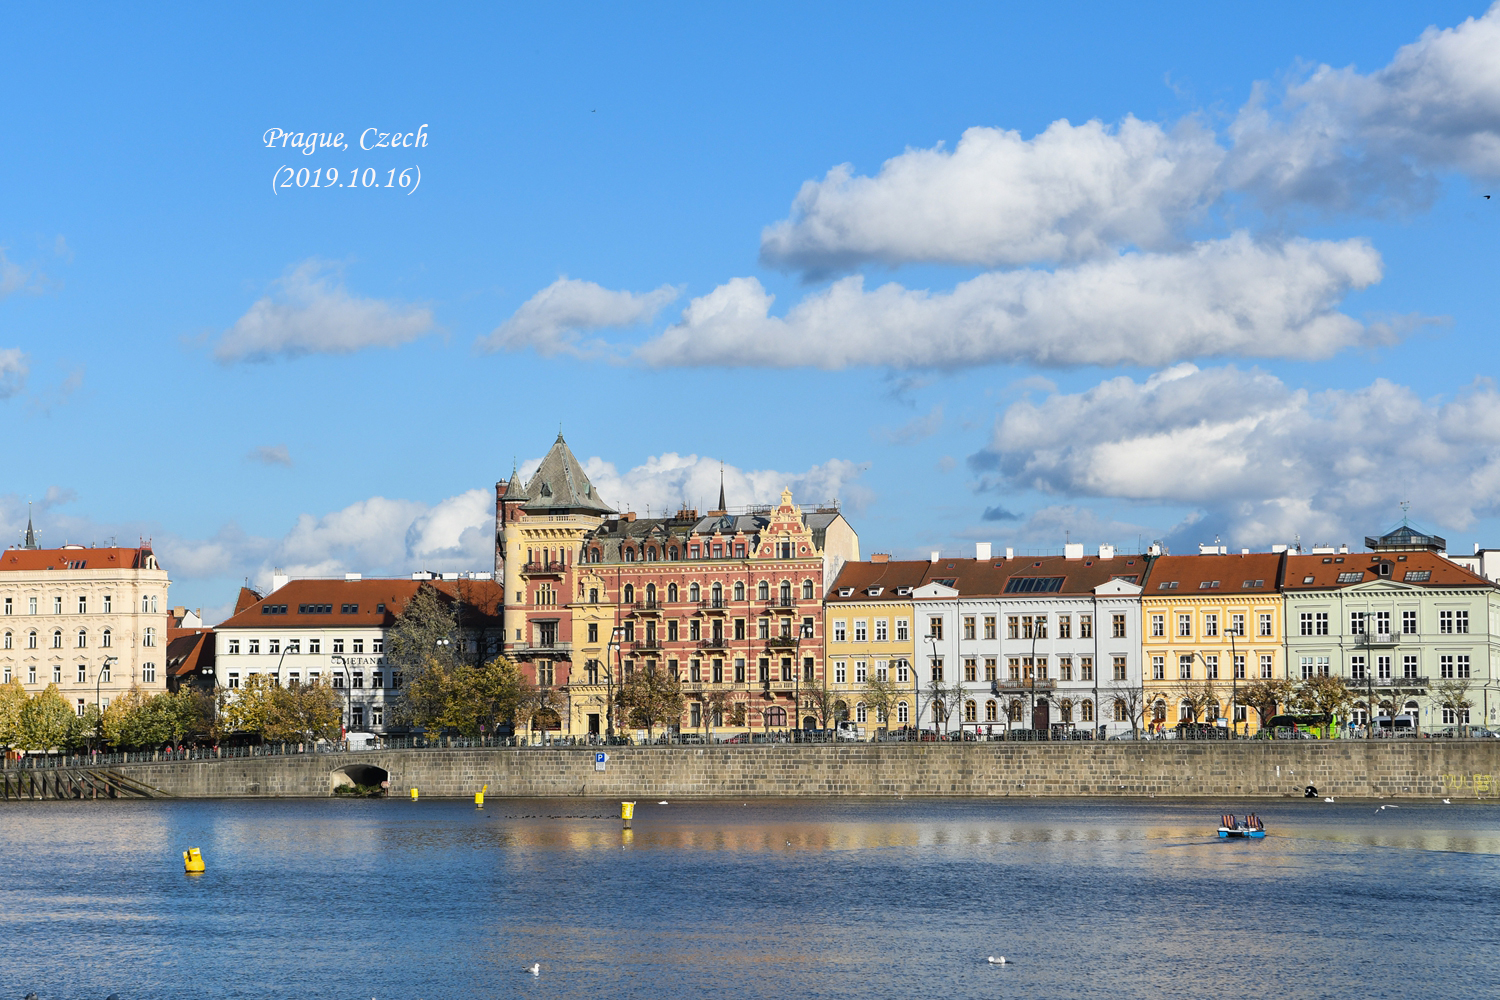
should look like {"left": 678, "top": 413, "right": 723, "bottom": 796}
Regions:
{"left": 930, "top": 551, "right": 940, "bottom": 563}
{"left": 344, "top": 572, "right": 362, "bottom": 581}
{"left": 1241, "top": 549, "right": 1250, "bottom": 555}
{"left": 1064, "top": 543, "right": 1084, "bottom": 559}
{"left": 1005, "top": 547, "right": 1014, "bottom": 560}
{"left": 1271, "top": 544, "right": 1288, "bottom": 554}
{"left": 1098, "top": 544, "right": 1115, "bottom": 560}
{"left": 271, "top": 571, "right": 289, "bottom": 593}
{"left": 975, "top": 542, "right": 992, "bottom": 561}
{"left": 870, "top": 553, "right": 890, "bottom": 564}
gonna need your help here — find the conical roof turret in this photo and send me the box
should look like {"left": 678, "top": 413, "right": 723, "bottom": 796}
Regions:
{"left": 521, "top": 434, "right": 615, "bottom": 515}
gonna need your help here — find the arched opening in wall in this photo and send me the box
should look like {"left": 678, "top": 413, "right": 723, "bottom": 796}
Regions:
{"left": 330, "top": 764, "right": 389, "bottom": 796}
{"left": 532, "top": 708, "right": 562, "bottom": 731}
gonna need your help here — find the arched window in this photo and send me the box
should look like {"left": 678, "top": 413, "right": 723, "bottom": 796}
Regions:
{"left": 102, "top": 628, "right": 111, "bottom": 648}
{"left": 2, "top": 631, "right": 10, "bottom": 650}
{"left": 646, "top": 547, "right": 657, "bottom": 562}
{"left": 985, "top": 699, "right": 997, "bottom": 722}
{"left": 1152, "top": 700, "right": 1167, "bottom": 723}
{"left": 757, "top": 581, "right": 769, "bottom": 601}
{"left": 932, "top": 702, "right": 945, "bottom": 722}
{"left": 1179, "top": 700, "right": 1193, "bottom": 721}
{"left": 779, "top": 581, "right": 792, "bottom": 605}
{"left": 764, "top": 705, "right": 787, "bottom": 727}
{"left": 1008, "top": 700, "right": 1023, "bottom": 722}
{"left": 711, "top": 583, "right": 723, "bottom": 605}
{"left": 76, "top": 629, "right": 87, "bottom": 648}
{"left": 669, "top": 547, "right": 678, "bottom": 560}
{"left": 1081, "top": 700, "right": 1094, "bottom": 723}
{"left": 802, "top": 580, "right": 814, "bottom": 600}
{"left": 689, "top": 583, "right": 701, "bottom": 602}
{"left": 28, "top": 630, "right": 38, "bottom": 649}
{"left": 856, "top": 702, "right": 867, "bottom": 723}
{"left": 623, "top": 584, "right": 635, "bottom": 604}
{"left": 52, "top": 629, "right": 63, "bottom": 649}
{"left": 1114, "top": 699, "right": 1127, "bottom": 722}
{"left": 667, "top": 583, "right": 679, "bottom": 603}
{"left": 591, "top": 549, "right": 601, "bottom": 563}
{"left": 624, "top": 548, "right": 636, "bottom": 562}
{"left": 1060, "top": 700, "right": 1074, "bottom": 723}
{"left": 834, "top": 700, "right": 849, "bottom": 722}
{"left": 897, "top": 701, "right": 909, "bottom": 724}
{"left": 733, "top": 582, "right": 745, "bottom": 601}
{"left": 645, "top": 584, "right": 657, "bottom": 605}
{"left": 964, "top": 700, "right": 977, "bottom": 723}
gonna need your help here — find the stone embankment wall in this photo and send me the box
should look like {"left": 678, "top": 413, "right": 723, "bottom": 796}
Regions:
{"left": 103, "top": 740, "right": 1500, "bottom": 800}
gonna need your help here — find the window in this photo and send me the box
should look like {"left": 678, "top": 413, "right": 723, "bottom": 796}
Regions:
{"left": 1316, "top": 612, "right": 1328, "bottom": 636}
{"left": 1377, "top": 656, "right": 1392, "bottom": 681}
{"left": 1178, "top": 655, "right": 1192, "bottom": 680}
{"left": 1199, "top": 581, "right": 1221, "bottom": 590}
{"left": 833, "top": 620, "right": 846, "bottom": 642}
{"left": 1060, "top": 657, "right": 1073, "bottom": 681}
{"left": 1456, "top": 610, "right": 1469, "bottom": 634}
{"left": 287, "top": 639, "right": 300, "bottom": 654}
{"left": 1457, "top": 655, "right": 1471, "bottom": 679}
{"left": 855, "top": 660, "right": 867, "bottom": 683}
{"left": 1004, "top": 577, "right": 1064, "bottom": 593}
{"left": 142, "top": 663, "right": 156, "bottom": 683}
{"left": 101, "top": 628, "right": 111, "bottom": 648}
{"left": 1, "top": 632, "right": 8, "bottom": 649}
{"left": 835, "top": 661, "right": 847, "bottom": 684}
{"left": 1230, "top": 613, "right": 1244, "bottom": 636}
{"left": 28, "top": 665, "right": 36, "bottom": 684}
{"left": 1350, "top": 656, "right": 1367, "bottom": 680}
{"left": 28, "top": 630, "right": 38, "bottom": 649}
{"left": 142, "top": 596, "right": 150, "bottom": 613}
{"left": 2, "top": 598, "right": 8, "bottom": 615}
{"left": 78, "top": 596, "right": 87, "bottom": 614}
{"left": 1008, "top": 657, "right": 1020, "bottom": 681}
{"left": 1403, "top": 570, "right": 1431, "bottom": 582}
{"left": 1112, "top": 614, "right": 1126, "bottom": 638}
{"left": 733, "top": 582, "right": 744, "bottom": 601}
{"left": 373, "top": 637, "right": 383, "bottom": 653}
{"left": 1081, "top": 700, "right": 1094, "bottom": 723}
{"left": 1403, "top": 655, "right": 1419, "bottom": 679}
{"left": 963, "top": 616, "right": 976, "bottom": 640}
{"left": 52, "top": 629, "right": 62, "bottom": 648}
{"left": 352, "top": 639, "right": 364, "bottom": 654}
{"left": 141, "top": 627, "right": 156, "bottom": 648}
{"left": 28, "top": 598, "right": 37, "bottom": 615}
{"left": 1337, "top": 572, "right": 1363, "bottom": 583}
{"left": 983, "top": 616, "right": 997, "bottom": 640}
{"left": 965, "top": 659, "right": 978, "bottom": 682}
{"left": 269, "top": 638, "right": 280, "bottom": 655}
{"left": 1152, "top": 655, "right": 1165, "bottom": 681}
{"left": 1159, "top": 582, "right": 1179, "bottom": 590}
{"left": 76, "top": 629, "right": 87, "bottom": 648}
{"left": 1402, "top": 610, "right": 1417, "bottom": 634}
{"left": 1233, "top": 654, "right": 1245, "bottom": 680}
{"left": 54, "top": 596, "right": 63, "bottom": 615}
{"left": 896, "top": 620, "right": 909, "bottom": 641}
{"left": 984, "top": 658, "right": 997, "bottom": 682}
{"left": 77, "top": 664, "right": 87, "bottom": 683}
{"left": 897, "top": 701, "right": 909, "bottom": 724}
{"left": 332, "top": 638, "right": 345, "bottom": 654}
{"left": 1204, "top": 614, "right": 1218, "bottom": 637}
{"left": 1300, "top": 657, "right": 1314, "bottom": 680}
{"left": 803, "top": 580, "right": 815, "bottom": 600}
{"left": 1113, "top": 656, "right": 1127, "bottom": 682}
{"left": 1258, "top": 613, "right": 1273, "bottom": 637}
{"left": 930, "top": 660, "right": 943, "bottom": 682}
{"left": 1177, "top": 614, "right": 1192, "bottom": 637}
{"left": 1300, "top": 612, "right": 1314, "bottom": 636}
{"left": 1151, "top": 614, "right": 1165, "bottom": 637}
{"left": 854, "top": 620, "right": 867, "bottom": 642}
{"left": 103, "top": 595, "right": 110, "bottom": 613}
{"left": 373, "top": 670, "right": 384, "bottom": 688}
{"left": 1351, "top": 611, "right": 1366, "bottom": 635}
{"left": 874, "top": 619, "right": 888, "bottom": 642}
{"left": 1440, "top": 655, "right": 1454, "bottom": 679}
{"left": 247, "top": 638, "right": 260, "bottom": 654}
{"left": 928, "top": 617, "right": 943, "bottom": 640}
{"left": 1079, "top": 615, "right": 1092, "bottom": 639}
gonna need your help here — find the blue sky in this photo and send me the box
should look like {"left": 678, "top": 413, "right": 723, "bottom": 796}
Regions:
{"left": 3, "top": 2, "right": 1498, "bottom": 620}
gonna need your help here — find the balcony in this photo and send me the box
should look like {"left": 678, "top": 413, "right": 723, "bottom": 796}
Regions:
{"left": 520, "top": 561, "right": 565, "bottom": 577}
{"left": 699, "top": 600, "right": 728, "bottom": 614}
{"left": 1354, "top": 676, "right": 1430, "bottom": 692}
{"left": 697, "top": 637, "right": 729, "bottom": 650}
{"left": 764, "top": 636, "right": 800, "bottom": 649}
{"left": 512, "top": 641, "right": 572, "bottom": 659}
{"left": 763, "top": 598, "right": 799, "bottom": 609}
{"left": 992, "top": 679, "right": 1057, "bottom": 693}
{"left": 631, "top": 638, "right": 664, "bottom": 651}
{"left": 630, "top": 600, "right": 662, "bottom": 615}
{"left": 1354, "top": 632, "right": 1400, "bottom": 646}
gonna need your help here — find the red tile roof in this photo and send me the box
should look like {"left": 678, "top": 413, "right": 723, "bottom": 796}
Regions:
{"left": 216, "top": 578, "right": 505, "bottom": 629}
{"left": 166, "top": 629, "right": 215, "bottom": 677}
{"left": 0, "top": 546, "right": 160, "bottom": 571}
{"left": 1284, "top": 550, "right": 1495, "bottom": 590}
{"left": 827, "top": 554, "right": 1150, "bottom": 600}
{"left": 1141, "top": 553, "right": 1284, "bottom": 596}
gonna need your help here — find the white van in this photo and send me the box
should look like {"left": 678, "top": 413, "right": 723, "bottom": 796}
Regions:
{"left": 835, "top": 721, "right": 865, "bottom": 742}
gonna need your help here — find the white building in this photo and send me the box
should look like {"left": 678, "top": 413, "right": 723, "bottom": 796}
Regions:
{"left": 212, "top": 574, "right": 503, "bottom": 733}
{"left": 913, "top": 545, "right": 1147, "bottom": 736}
{"left": 1, "top": 521, "right": 170, "bottom": 715}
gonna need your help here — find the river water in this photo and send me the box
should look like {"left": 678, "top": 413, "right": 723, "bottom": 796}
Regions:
{"left": 1, "top": 797, "right": 1497, "bottom": 1000}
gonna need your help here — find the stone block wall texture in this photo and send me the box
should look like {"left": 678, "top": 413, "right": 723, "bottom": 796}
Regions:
{"left": 104, "top": 740, "right": 1500, "bottom": 800}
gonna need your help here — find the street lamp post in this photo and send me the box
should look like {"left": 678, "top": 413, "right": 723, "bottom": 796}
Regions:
{"left": 95, "top": 655, "right": 117, "bottom": 750}
{"left": 1227, "top": 623, "right": 1240, "bottom": 739}
{"left": 605, "top": 626, "right": 624, "bottom": 741}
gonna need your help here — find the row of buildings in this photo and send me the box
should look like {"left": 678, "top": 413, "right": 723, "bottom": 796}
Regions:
{"left": 5, "top": 434, "right": 1498, "bottom": 738}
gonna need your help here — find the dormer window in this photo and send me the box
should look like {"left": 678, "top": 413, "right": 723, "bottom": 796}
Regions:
{"left": 867, "top": 587, "right": 883, "bottom": 596}
{"left": 838, "top": 588, "right": 855, "bottom": 598}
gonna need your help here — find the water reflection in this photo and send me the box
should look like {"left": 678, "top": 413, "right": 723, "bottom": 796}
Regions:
{"left": 0, "top": 797, "right": 1496, "bottom": 999}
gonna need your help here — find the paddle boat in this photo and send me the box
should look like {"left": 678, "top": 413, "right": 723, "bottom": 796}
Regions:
{"left": 1218, "top": 813, "right": 1266, "bottom": 838}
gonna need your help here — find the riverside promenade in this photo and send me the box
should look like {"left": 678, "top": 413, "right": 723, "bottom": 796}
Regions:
{"left": 67, "top": 739, "right": 1499, "bottom": 801}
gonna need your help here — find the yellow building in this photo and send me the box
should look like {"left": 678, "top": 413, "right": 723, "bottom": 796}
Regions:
{"left": 1141, "top": 551, "right": 1286, "bottom": 735}
{"left": 822, "top": 556, "right": 925, "bottom": 735}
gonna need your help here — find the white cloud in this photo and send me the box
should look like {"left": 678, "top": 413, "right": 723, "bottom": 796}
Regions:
{"left": 478, "top": 277, "right": 679, "bottom": 356}
{"left": 214, "top": 260, "right": 435, "bottom": 363}
{"left": 972, "top": 365, "right": 1500, "bottom": 547}
{"left": 761, "top": 117, "right": 1224, "bottom": 274}
{"left": 1226, "top": 4, "right": 1500, "bottom": 210}
{"left": 578, "top": 452, "right": 873, "bottom": 517}
{"left": 874, "top": 405, "right": 943, "bottom": 444}
{"left": 247, "top": 444, "right": 292, "bottom": 467}
{"left": 1, "top": 249, "right": 42, "bottom": 298}
{"left": 638, "top": 234, "right": 1385, "bottom": 369}
{"left": 0, "top": 348, "right": 27, "bottom": 398}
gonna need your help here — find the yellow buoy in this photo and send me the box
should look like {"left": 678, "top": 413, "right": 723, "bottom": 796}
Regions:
{"left": 182, "top": 847, "right": 205, "bottom": 874}
{"left": 621, "top": 800, "right": 635, "bottom": 821}
{"left": 475, "top": 783, "right": 488, "bottom": 808}
{"left": 410, "top": 787, "right": 419, "bottom": 800}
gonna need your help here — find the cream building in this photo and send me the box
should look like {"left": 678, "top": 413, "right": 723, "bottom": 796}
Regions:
{"left": 1, "top": 522, "right": 171, "bottom": 715}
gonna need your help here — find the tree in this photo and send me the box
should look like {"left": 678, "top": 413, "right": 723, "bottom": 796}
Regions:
{"left": 702, "top": 690, "right": 732, "bottom": 740}
{"left": 1111, "top": 683, "right": 1146, "bottom": 738}
{"left": 620, "top": 663, "right": 685, "bottom": 739}
{"left": 1175, "top": 678, "right": 1219, "bottom": 725}
{"left": 1292, "top": 674, "right": 1354, "bottom": 737}
{"left": 862, "top": 675, "right": 901, "bottom": 733}
{"left": 387, "top": 583, "right": 459, "bottom": 724}
{"left": 1239, "top": 678, "right": 1295, "bottom": 730}
{"left": 1435, "top": 679, "right": 1474, "bottom": 733}
{"left": 216, "top": 673, "right": 279, "bottom": 739}
{"left": 0, "top": 678, "right": 27, "bottom": 749}
{"left": 801, "top": 683, "right": 838, "bottom": 731}
{"left": 265, "top": 681, "right": 343, "bottom": 743}
{"left": 17, "top": 684, "right": 80, "bottom": 751}
{"left": 441, "top": 656, "right": 524, "bottom": 737}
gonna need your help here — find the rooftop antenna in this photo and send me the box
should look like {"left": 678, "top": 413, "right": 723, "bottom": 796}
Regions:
{"left": 1400, "top": 499, "right": 1411, "bottom": 525}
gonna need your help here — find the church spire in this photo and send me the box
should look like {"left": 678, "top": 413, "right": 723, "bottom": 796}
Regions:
{"left": 22, "top": 502, "right": 38, "bottom": 549}
{"left": 717, "top": 465, "right": 727, "bottom": 513}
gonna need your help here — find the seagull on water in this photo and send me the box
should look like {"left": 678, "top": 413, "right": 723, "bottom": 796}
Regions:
{"left": 1442, "top": 798, "right": 1452, "bottom": 804}
{"left": 987, "top": 956, "right": 1009, "bottom": 965}
{"left": 1324, "top": 797, "right": 1335, "bottom": 802}
{"left": 658, "top": 800, "right": 669, "bottom": 805}
{"left": 1376, "top": 804, "right": 1401, "bottom": 812}
{"left": 527, "top": 963, "right": 540, "bottom": 976}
